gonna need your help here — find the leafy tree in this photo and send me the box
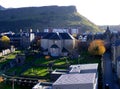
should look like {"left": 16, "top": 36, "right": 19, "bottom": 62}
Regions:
{"left": 0, "top": 35, "right": 10, "bottom": 49}
{"left": 1, "top": 36, "right": 10, "bottom": 42}
{"left": 88, "top": 40, "right": 106, "bottom": 56}
{"left": 30, "top": 37, "right": 41, "bottom": 50}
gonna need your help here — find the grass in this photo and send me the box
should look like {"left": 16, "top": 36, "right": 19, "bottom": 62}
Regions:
{"left": 5, "top": 54, "right": 16, "bottom": 60}
{"left": 34, "top": 57, "right": 54, "bottom": 65}
{"left": 6, "top": 66, "right": 24, "bottom": 76}
{"left": 22, "top": 67, "right": 49, "bottom": 77}
{"left": 34, "top": 57, "right": 70, "bottom": 66}
{"left": 4, "top": 51, "right": 101, "bottom": 77}
{"left": 0, "top": 50, "right": 22, "bottom": 69}
{"left": 25, "top": 55, "right": 34, "bottom": 62}
{"left": 54, "top": 58, "right": 69, "bottom": 66}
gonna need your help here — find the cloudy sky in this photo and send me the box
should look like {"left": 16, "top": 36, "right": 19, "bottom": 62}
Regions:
{"left": 0, "top": 0, "right": 120, "bottom": 25}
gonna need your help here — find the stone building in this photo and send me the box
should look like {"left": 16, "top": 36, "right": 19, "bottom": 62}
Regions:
{"left": 41, "top": 32, "right": 77, "bottom": 57}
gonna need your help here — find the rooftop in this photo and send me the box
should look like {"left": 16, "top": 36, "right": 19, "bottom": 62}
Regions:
{"left": 42, "top": 32, "right": 73, "bottom": 40}
{"left": 52, "top": 69, "right": 68, "bottom": 74}
{"left": 53, "top": 63, "right": 98, "bottom": 85}
{"left": 53, "top": 73, "right": 96, "bottom": 85}
{"left": 69, "top": 63, "right": 98, "bottom": 74}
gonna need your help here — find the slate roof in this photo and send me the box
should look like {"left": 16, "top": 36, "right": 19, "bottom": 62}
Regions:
{"left": 62, "top": 47, "right": 69, "bottom": 52}
{"left": 59, "top": 33, "right": 73, "bottom": 39}
{"left": 49, "top": 33, "right": 61, "bottom": 40}
{"left": 114, "top": 39, "right": 120, "bottom": 46}
{"left": 94, "top": 34, "right": 104, "bottom": 40}
{"left": 87, "top": 34, "right": 93, "bottom": 40}
{"left": 42, "top": 33, "right": 56, "bottom": 39}
{"left": 42, "top": 32, "right": 73, "bottom": 40}
{"left": 35, "top": 32, "right": 48, "bottom": 38}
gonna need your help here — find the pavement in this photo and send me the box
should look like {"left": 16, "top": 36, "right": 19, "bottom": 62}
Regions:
{"left": 103, "top": 52, "right": 120, "bottom": 89}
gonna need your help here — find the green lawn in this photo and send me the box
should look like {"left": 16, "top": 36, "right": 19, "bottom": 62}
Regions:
{"left": 34, "top": 57, "right": 54, "bottom": 65}
{"left": 54, "top": 58, "right": 69, "bottom": 66}
{"left": 0, "top": 50, "right": 22, "bottom": 69}
{"left": 3, "top": 51, "right": 101, "bottom": 77}
{"left": 22, "top": 67, "right": 49, "bottom": 77}
{"left": 25, "top": 55, "right": 34, "bottom": 62}
{"left": 5, "top": 54, "right": 16, "bottom": 60}
{"left": 6, "top": 66, "right": 24, "bottom": 76}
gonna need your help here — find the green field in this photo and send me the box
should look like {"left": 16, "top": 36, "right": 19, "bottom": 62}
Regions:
{"left": 23, "top": 67, "right": 49, "bottom": 77}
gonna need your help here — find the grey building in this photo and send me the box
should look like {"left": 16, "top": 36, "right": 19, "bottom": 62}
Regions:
{"left": 41, "top": 32, "right": 77, "bottom": 57}
{"left": 53, "top": 63, "right": 98, "bottom": 89}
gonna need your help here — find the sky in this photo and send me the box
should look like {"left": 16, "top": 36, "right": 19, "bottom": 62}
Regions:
{"left": 0, "top": 0, "right": 120, "bottom": 25}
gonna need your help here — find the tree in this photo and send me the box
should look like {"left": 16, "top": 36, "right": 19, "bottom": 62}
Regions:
{"left": 88, "top": 40, "right": 106, "bottom": 56}
{"left": 1, "top": 35, "right": 10, "bottom": 42}
{"left": 30, "top": 36, "right": 41, "bottom": 50}
{"left": 0, "top": 35, "right": 10, "bottom": 49}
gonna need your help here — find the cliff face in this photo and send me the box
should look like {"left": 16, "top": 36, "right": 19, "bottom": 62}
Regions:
{"left": 0, "top": 6, "right": 101, "bottom": 33}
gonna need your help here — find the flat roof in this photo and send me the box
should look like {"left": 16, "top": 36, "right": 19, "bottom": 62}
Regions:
{"left": 53, "top": 73, "right": 96, "bottom": 85}
{"left": 53, "top": 63, "right": 98, "bottom": 86}
{"left": 52, "top": 69, "right": 68, "bottom": 74}
{"left": 69, "top": 63, "right": 98, "bottom": 74}
{"left": 70, "top": 63, "right": 98, "bottom": 70}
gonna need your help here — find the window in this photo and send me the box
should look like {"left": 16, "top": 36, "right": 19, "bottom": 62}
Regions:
{"left": 55, "top": 40, "right": 58, "bottom": 44}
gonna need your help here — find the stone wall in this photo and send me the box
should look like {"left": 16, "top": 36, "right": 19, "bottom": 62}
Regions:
{"left": 0, "top": 48, "right": 15, "bottom": 57}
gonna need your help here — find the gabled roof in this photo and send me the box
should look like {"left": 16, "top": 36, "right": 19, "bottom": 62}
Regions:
{"left": 42, "top": 32, "right": 73, "bottom": 40}
{"left": 36, "top": 32, "right": 48, "bottom": 38}
{"left": 62, "top": 47, "right": 69, "bottom": 52}
{"left": 42, "top": 33, "right": 56, "bottom": 39}
{"left": 50, "top": 44, "right": 59, "bottom": 48}
{"left": 49, "top": 33, "right": 61, "bottom": 40}
{"left": 59, "top": 33, "right": 73, "bottom": 39}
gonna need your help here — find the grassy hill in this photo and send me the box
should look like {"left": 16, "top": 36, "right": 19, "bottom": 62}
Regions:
{"left": 0, "top": 6, "right": 101, "bottom": 33}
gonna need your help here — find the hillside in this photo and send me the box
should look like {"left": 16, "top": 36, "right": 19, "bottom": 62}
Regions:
{"left": 0, "top": 5, "right": 5, "bottom": 10}
{"left": 0, "top": 6, "right": 101, "bottom": 33}
{"left": 99, "top": 25, "right": 120, "bottom": 32}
